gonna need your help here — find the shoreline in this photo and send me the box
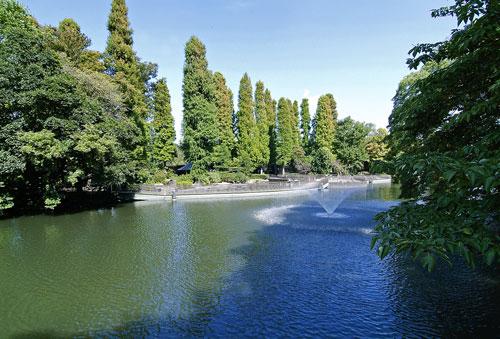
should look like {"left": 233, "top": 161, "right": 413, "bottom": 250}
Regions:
{"left": 135, "top": 176, "right": 392, "bottom": 201}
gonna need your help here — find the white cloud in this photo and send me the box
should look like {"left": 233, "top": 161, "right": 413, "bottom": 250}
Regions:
{"left": 302, "top": 89, "right": 320, "bottom": 117}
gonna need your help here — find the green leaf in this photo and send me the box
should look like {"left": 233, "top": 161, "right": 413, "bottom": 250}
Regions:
{"left": 422, "top": 253, "right": 435, "bottom": 272}
{"left": 484, "top": 176, "right": 495, "bottom": 191}
{"left": 370, "top": 237, "right": 378, "bottom": 250}
{"left": 485, "top": 249, "right": 495, "bottom": 266}
{"left": 443, "top": 170, "right": 456, "bottom": 182}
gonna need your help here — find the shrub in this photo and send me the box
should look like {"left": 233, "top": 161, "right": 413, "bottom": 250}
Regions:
{"left": 174, "top": 174, "right": 193, "bottom": 187}
{"left": 220, "top": 172, "right": 248, "bottom": 183}
{"left": 207, "top": 171, "right": 222, "bottom": 184}
{"left": 249, "top": 173, "right": 268, "bottom": 180}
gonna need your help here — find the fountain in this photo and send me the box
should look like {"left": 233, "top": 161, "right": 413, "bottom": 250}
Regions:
{"left": 309, "top": 182, "right": 367, "bottom": 215}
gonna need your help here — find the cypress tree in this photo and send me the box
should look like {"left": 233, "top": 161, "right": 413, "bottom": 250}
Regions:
{"left": 104, "top": 0, "right": 147, "bottom": 121}
{"left": 265, "top": 90, "right": 277, "bottom": 173}
{"left": 291, "top": 100, "right": 302, "bottom": 150}
{"left": 213, "top": 71, "right": 235, "bottom": 167}
{"left": 310, "top": 96, "right": 336, "bottom": 174}
{"left": 236, "top": 73, "right": 259, "bottom": 171}
{"left": 275, "top": 97, "right": 294, "bottom": 175}
{"left": 264, "top": 89, "right": 275, "bottom": 127}
{"left": 300, "top": 98, "right": 311, "bottom": 150}
{"left": 311, "top": 95, "right": 335, "bottom": 150}
{"left": 181, "top": 36, "right": 218, "bottom": 169}
{"left": 255, "top": 80, "right": 269, "bottom": 173}
{"left": 151, "top": 78, "right": 176, "bottom": 167}
{"left": 325, "top": 93, "right": 338, "bottom": 140}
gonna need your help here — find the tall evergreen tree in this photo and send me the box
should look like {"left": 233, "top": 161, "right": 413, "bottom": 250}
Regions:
{"left": 51, "top": 18, "right": 90, "bottom": 62}
{"left": 264, "top": 89, "right": 275, "bottom": 127}
{"left": 325, "top": 93, "right": 338, "bottom": 148}
{"left": 104, "top": 0, "right": 147, "bottom": 122}
{"left": 181, "top": 36, "right": 218, "bottom": 169}
{"left": 275, "top": 97, "right": 294, "bottom": 175}
{"left": 265, "top": 90, "right": 277, "bottom": 172}
{"left": 213, "top": 71, "right": 235, "bottom": 166}
{"left": 255, "top": 81, "right": 269, "bottom": 173}
{"left": 236, "top": 73, "right": 259, "bottom": 171}
{"left": 311, "top": 95, "right": 335, "bottom": 150}
{"left": 291, "top": 100, "right": 302, "bottom": 150}
{"left": 151, "top": 78, "right": 176, "bottom": 167}
{"left": 300, "top": 98, "right": 311, "bottom": 150}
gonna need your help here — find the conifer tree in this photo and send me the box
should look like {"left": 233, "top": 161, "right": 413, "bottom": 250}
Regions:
{"left": 52, "top": 18, "right": 90, "bottom": 62}
{"left": 310, "top": 95, "right": 336, "bottom": 173}
{"left": 325, "top": 93, "right": 338, "bottom": 137}
{"left": 181, "top": 36, "right": 218, "bottom": 169}
{"left": 275, "top": 97, "right": 294, "bottom": 175}
{"left": 213, "top": 71, "right": 235, "bottom": 166}
{"left": 151, "top": 78, "right": 176, "bottom": 167}
{"left": 311, "top": 95, "right": 335, "bottom": 150}
{"left": 104, "top": 0, "right": 147, "bottom": 121}
{"left": 291, "top": 100, "right": 302, "bottom": 150}
{"left": 300, "top": 98, "right": 311, "bottom": 149}
{"left": 265, "top": 90, "right": 277, "bottom": 172}
{"left": 236, "top": 73, "right": 259, "bottom": 171}
{"left": 255, "top": 81, "right": 269, "bottom": 173}
{"left": 264, "top": 89, "right": 275, "bottom": 127}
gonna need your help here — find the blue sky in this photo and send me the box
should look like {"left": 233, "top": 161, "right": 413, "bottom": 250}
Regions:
{"left": 20, "top": 0, "right": 455, "bottom": 137}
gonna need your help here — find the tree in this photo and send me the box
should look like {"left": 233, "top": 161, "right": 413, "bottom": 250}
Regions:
{"left": 236, "top": 73, "right": 259, "bottom": 171}
{"left": 151, "top": 78, "right": 176, "bottom": 167}
{"left": 213, "top": 72, "right": 235, "bottom": 167}
{"left": 181, "top": 36, "right": 218, "bottom": 170}
{"left": 311, "top": 95, "right": 335, "bottom": 150}
{"left": 311, "top": 147, "right": 335, "bottom": 174}
{"left": 275, "top": 98, "right": 294, "bottom": 175}
{"left": 255, "top": 81, "right": 269, "bottom": 173}
{"left": 372, "top": 0, "right": 500, "bottom": 270}
{"left": 325, "top": 93, "right": 338, "bottom": 122}
{"left": 104, "top": 0, "right": 147, "bottom": 122}
{"left": 0, "top": 0, "right": 142, "bottom": 211}
{"left": 300, "top": 98, "right": 311, "bottom": 150}
{"left": 51, "top": 19, "right": 89, "bottom": 60}
{"left": 291, "top": 100, "right": 302, "bottom": 150}
{"left": 365, "top": 127, "right": 389, "bottom": 170}
{"left": 265, "top": 91, "right": 277, "bottom": 173}
{"left": 333, "top": 117, "right": 371, "bottom": 173}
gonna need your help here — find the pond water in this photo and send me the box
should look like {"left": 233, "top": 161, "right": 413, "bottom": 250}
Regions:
{"left": 0, "top": 184, "right": 498, "bottom": 337}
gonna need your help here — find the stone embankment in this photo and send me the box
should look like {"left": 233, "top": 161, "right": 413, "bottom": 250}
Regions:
{"left": 135, "top": 174, "right": 391, "bottom": 200}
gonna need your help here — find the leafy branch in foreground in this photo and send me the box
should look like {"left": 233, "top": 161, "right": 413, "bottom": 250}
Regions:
{"left": 371, "top": 0, "right": 499, "bottom": 270}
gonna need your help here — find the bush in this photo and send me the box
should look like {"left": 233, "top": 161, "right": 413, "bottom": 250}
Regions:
{"left": 220, "top": 172, "right": 248, "bottom": 183}
{"left": 207, "top": 171, "right": 222, "bottom": 184}
{"left": 174, "top": 174, "right": 193, "bottom": 187}
{"left": 249, "top": 173, "right": 268, "bottom": 180}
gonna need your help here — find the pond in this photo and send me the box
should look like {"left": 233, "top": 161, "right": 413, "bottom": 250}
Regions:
{"left": 0, "top": 184, "right": 498, "bottom": 337}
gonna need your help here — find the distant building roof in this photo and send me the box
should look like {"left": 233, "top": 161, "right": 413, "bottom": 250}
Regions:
{"left": 176, "top": 162, "right": 192, "bottom": 173}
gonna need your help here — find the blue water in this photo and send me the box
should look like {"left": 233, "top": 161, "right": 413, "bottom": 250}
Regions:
{"left": 0, "top": 184, "right": 498, "bottom": 337}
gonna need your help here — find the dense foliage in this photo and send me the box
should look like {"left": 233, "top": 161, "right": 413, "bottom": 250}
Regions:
{"left": 181, "top": 36, "right": 218, "bottom": 170}
{"left": 213, "top": 72, "right": 235, "bottom": 167}
{"left": 0, "top": 0, "right": 388, "bottom": 214}
{"left": 0, "top": 0, "right": 166, "bottom": 212}
{"left": 372, "top": 0, "right": 499, "bottom": 269}
{"left": 236, "top": 73, "right": 259, "bottom": 171}
{"left": 151, "top": 78, "right": 176, "bottom": 167}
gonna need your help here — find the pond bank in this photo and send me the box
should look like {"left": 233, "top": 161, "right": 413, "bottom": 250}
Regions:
{"left": 136, "top": 174, "right": 391, "bottom": 200}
